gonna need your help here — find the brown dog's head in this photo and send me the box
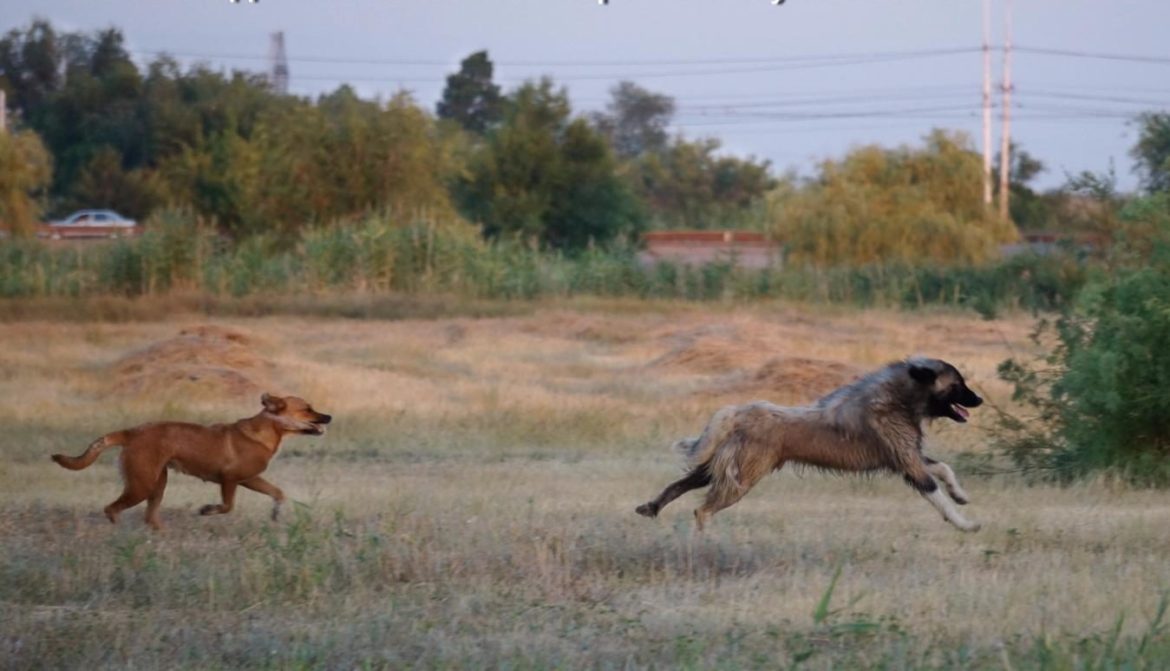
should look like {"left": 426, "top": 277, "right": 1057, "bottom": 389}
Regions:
{"left": 906, "top": 358, "right": 983, "bottom": 423}
{"left": 261, "top": 393, "right": 333, "bottom": 435}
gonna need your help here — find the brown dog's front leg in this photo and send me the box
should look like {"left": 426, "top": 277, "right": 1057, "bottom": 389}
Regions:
{"left": 199, "top": 481, "right": 238, "bottom": 516}
{"left": 240, "top": 476, "right": 287, "bottom": 520}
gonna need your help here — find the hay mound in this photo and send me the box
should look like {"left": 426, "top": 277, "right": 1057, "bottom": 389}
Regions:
{"left": 110, "top": 325, "right": 274, "bottom": 398}
{"left": 520, "top": 313, "right": 642, "bottom": 344}
{"left": 742, "top": 357, "right": 862, "bottom": 400}
{"left": 648, "top": 326, "right": 765, "bottom": 373}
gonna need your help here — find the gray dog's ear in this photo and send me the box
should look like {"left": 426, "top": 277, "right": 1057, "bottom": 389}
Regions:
{"left": 908, "top": 364, "right": 937, "bottom": 385}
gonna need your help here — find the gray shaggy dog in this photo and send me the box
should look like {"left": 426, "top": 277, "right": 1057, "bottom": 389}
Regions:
{"left": 635, "top": 357, "right": 984, "bottom": 532}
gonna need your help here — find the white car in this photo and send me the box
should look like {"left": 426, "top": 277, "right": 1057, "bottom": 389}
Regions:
{"left": 41, "top": 210, "right": 139, "bottom": 239}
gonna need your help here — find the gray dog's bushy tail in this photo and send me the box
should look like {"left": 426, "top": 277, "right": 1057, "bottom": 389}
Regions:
{"left": 672, "top": 436, "right": 702, "bottom": 462}
{"left": 672, "top": 406, "right": 739, "bottom": 469}
{"left": 52, "top": 431, "right": 127, "bottom": 470}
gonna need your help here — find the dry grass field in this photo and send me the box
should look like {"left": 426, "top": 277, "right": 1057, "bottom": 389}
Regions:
{"left": 2, "top": 299, "right": 1169, "bottom": 669}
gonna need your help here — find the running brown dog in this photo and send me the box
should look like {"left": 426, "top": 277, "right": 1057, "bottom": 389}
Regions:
{"left": 52, "top": 393, "right": 331, "bottom": 530}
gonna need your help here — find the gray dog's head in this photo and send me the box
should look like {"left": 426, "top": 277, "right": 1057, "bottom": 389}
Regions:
{"left": 905, "top": 357, "right": 983, "bottom": 423}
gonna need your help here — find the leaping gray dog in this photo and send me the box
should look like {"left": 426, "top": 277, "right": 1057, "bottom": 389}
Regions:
{"left": 635, "top": 357, "right": 983, "bottom": 532}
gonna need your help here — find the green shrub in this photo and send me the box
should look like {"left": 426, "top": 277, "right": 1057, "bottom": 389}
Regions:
{"left": 995, "top": 199, "right": 1170, "bottom": 485}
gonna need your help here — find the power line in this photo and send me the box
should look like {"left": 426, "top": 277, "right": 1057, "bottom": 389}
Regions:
{"left": 672, "top": 104, "right": 982, "bottom": 126}
{"left": 670, "top": 116, "right": 1132, "bottom": 137}
{"left": 1017, "top": 45, "right": 1170, "bottom": 66}
{"left": 564, "top": 84, "right": 1168, "bottom": 107}
{"left": 675, "top": 88, "right": 975, "bottom": 111}
{"left": 131, "top": 44, "right": 1170, "bottom": 70}
{"left": 144, "top": 52, "right": 978, "bottom": 85}
{"left": 1023, "top": 90, "right": 1170, "bottom": 107}
{"left": 130, "top": 46, "right": 979, "bottom": 68}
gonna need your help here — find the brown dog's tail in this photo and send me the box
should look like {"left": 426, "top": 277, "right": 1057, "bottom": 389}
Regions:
{"left": 52, "top": 431, "right": 127, "bottom": 470}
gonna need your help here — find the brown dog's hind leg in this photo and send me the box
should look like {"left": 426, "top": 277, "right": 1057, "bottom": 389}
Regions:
{"left": 104, "top": 454, "right": 157, "bottom": 524}
{"left": 636, "top": 466, "right": 711, "bottom": 519}
{"left": 143, "top": 469, "right": 169, "bottom": 530}
{"left": 199, "top": 481, "right": 238, "bottom": 516}
{"left": 104, "top": 486, "right": 150, "bottom": 525}
{"left": 240, "top": 476, "right": 286, "bottom": 521}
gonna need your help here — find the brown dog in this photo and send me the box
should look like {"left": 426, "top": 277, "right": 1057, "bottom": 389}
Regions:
{"left": 52, "top": 393, "right": 331, "bottom": 530}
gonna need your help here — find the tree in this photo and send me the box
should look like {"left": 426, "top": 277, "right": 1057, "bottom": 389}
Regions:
{"left": 546, "top": 118, "right": 643, "bottom": 249}
{"left": 588, "top": 82, "right": 772, "bottom": 231}
{"left": 2, "top": 22, "right": 149, "bottom": 212}
{"left": 437, "top": 51, "right": 502, "bottom": 135}
{"left": 772, "top": 130, "right": 1017, "bottom": 266}
{"left": 243, "top": 89, "right": 463, "bottom": 237}
{"left": 1051, "top": 167, "right": 1125, "bottom": 241}
{"left": 456, "top": 78, "right": 644, "bottom": 249}
{"left": 67, "top": 146, "right": 162, "bottom": 220}
{"left": 592, "top": 81, "right": 675, "bottom": 159}
{"left": 0, "top": 128, "right": 52, "bottom": 236}
{"left": 1132, "top": 112, "right": 1170, "bottom": 194}
{"left": 0, "top": 20, "right": 63, "bottom": 112}
{"left": 993, "top": 143, "right": 1054, "bottom": 231}
{"left": 634, "top": 136, "right": 773, "bottom": 229}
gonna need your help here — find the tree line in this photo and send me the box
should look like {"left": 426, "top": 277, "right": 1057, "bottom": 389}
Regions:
{"left": 0, "top": 20, "right": 774, "bottom": 250}
{"left": 2, "top": 19, "right": 1169, "bottom": 265}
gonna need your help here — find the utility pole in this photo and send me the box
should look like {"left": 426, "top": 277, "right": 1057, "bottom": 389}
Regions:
{"left": 981, "top": 0, "right": 992, "bottom": 207}
{"left": 269, "top": 31, "right": 289, "bottom": 95}
{"left": 998, "top": 0, "right": 1013, "bottom": 223}
{"left": 0, "top": 89, "right": 6, "bottom": 134}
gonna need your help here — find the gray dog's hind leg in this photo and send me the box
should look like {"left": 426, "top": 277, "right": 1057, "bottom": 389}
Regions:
{"left": 636, "top": 466, "right": 711, "bottom": 518}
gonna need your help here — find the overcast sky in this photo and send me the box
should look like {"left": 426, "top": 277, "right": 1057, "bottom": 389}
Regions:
{"left": 4, "top": 0, "right": 1169, "bottom": 191}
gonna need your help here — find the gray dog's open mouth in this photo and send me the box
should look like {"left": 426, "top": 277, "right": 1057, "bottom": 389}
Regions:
{"left": 951, "top": 404, "right": 971, "bottom": 422}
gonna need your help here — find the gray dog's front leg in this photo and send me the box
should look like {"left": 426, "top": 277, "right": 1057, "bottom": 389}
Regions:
{"left": 921, "top": 485, "right": 981, "bottom": 532}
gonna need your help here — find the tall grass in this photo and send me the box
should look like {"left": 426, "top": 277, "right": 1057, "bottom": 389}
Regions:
{"left": 3, "top": 304, "right": 1169, "bottom": 669}
{"left": 0, "top": 209, "right": 1090, "bottom": 314}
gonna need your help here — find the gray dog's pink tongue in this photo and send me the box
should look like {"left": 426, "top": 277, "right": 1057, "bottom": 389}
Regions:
{"left": 953, "top": 404, "right": 970, "bottom": 419}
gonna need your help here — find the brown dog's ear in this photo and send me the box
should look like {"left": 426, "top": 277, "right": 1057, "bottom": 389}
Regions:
{"left": 261, "top": 393, "right": 286, "bottom": 413}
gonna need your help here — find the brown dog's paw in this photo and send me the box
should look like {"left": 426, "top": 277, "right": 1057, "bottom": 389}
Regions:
{"left": 198, "top": 504, "right": 220, "bottom": 515}
{"left": 635, "top": 503, "right": 658, "bottom": 518}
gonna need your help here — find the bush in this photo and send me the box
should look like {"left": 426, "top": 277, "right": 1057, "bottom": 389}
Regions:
{"left": 770, "top": 130, "right": 1018, "bottom": 267}
{"left": 995, "top": 223, "right": 1170, "bottom": 485}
